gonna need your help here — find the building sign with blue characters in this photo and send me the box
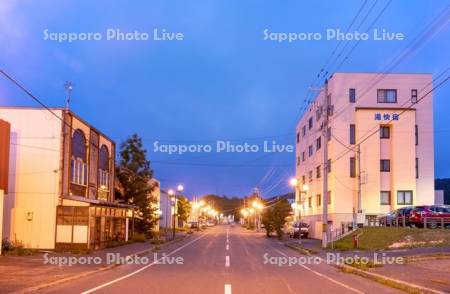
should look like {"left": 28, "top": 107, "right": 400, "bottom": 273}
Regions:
{"left": 374, "top": 113, "right": 400, "bottom": 121}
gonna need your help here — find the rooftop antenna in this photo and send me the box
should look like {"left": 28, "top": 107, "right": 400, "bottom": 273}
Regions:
{"left": 64, "top": 81, "right": 73, "bottom": 110}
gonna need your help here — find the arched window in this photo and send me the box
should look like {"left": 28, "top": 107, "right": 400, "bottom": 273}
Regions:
{"left": 98, "top": 145, "right": 110, "bottom": 191}
{"left": 71, "top": 129, "right": 87, "bottom": 186}
{"left": 72, "top": 130, "right": 86, "bottom": 160}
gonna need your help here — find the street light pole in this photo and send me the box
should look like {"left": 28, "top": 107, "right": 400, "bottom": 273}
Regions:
{"left": 169, "top": 184, "right": 184, "bottom": 241}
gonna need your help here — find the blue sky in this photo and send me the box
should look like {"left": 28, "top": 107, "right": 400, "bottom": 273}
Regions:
{"left": 1, "top": 0, "right": 449, "bottom": 198}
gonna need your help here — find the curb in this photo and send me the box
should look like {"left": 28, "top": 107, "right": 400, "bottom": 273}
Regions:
{"left": 333, "top": 262, "right": 445, "bottom": 294}
{"left": 282, "top": 241, "right": 446, "bottom": 294}
{"left": 15, "top": 234, "right": 190, "bottom": 294}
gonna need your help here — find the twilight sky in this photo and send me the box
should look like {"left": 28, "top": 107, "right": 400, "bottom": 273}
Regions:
{"left": 0, "top": 1, "right": 449, "bottom": 198}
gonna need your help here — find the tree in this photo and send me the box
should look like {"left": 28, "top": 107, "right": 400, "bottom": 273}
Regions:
{"left": 116, "top": 133, "right": 157, "bottom": 237}
{"left": 262, "top": 198, "right": 292, "bottom": 239}
{"left": 177, "top": 195, "right": 191, "bottom": 226}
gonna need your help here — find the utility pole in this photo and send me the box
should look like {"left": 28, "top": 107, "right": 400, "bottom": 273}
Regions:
{"left": 64, "top": 81, "right": 73, "bottom": 110}
{"left": 356, "top": 144, "right": 362, "bottom": 227}
{"left": 322, "top": 78, "right": 329, "bottom": 249}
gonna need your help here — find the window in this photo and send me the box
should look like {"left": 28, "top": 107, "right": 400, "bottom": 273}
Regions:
{"left": 327, "top": 191, "right": 332, "bottom": 205}
{"left": 296, "top": 132, "right": 300, "bottom": 143}
{"left": 380, "top": 126, "right": 390, "bottom": 139}
{"left": 316, "top": 194, "right": 321, "bottom": 207}
{"left": 308, "top": 196, "right": 312, "bottom": 208}
{"left": 377, "top": 89, "right": 397, "bottom": 103}
{"left": 380, "top": 160, "right": 390, "bottom": 172}
{"left": 316, "top": 108, "right": 321, "bottom": 121}
{"left": 411, "top": 89, "right": 418, "bottom": 104}
{"left": 296, "top": 156, "right": 300, "bottom": 166}
{"left": 98, "top": 145, "right": 110, "bottom": 190}
{"left": 327, "top": 127, "right": 331, "bottom": 141}
{"left": 416, "top": 158, "right": 419, "bottom": 179}
{"left": 415, "top": 125, "right": 418, "bottom": 145}
{"left": 302, "top": 125, "right": 306, "bottom": 137}
{"left": 308, "top": 171, "right": 313, "bottom": 182}
{"left": 380, "top": 191, "right": 391, "bottom": 205}
{"left": 308, "top": 145, "right": 313, "bottom": 157}
{"left": 349, "top": 124, "right": 355, "bottom": 144}
{"left": 350, "top": 157, "right": 356, "bottom": 178}
{"left": 397, "top": 191, "right": 413, "bottom": 205}
{"left": 327, "top": 159, "right": 331, "bottom": 173}
{"left": 71, "top": 129, "right": 87, "bottom": 186}
{"left": 302, "top": 175, "right": 306, "bottom": 185}
{"left": 349, "top": 88, "right": 356, "bottom": 103}
{"left": 316, "top": 137, "right": 322, "bottom": 151}
{"left": 302, "top": 152, "right": 305, "bottom": 162}
{"left": 316, "top": 165, "right": 321, "bottom": 178}
{"left": 308, "top": 117, "right": 313, "bottom": 130}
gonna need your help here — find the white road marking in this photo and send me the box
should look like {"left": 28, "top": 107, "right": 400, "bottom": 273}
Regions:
{"left": 224, "top": 284, "right": 232, "bottom": 294}
{"left": 81, "top": 234, "right": 207, "bottom": 294}
{"left": 226, "top": 244, "right": 229, "bottom": 250}
{"left": 272, "top": 248, "right": 363, "bottom": 294}
{"left": 225, "top": 255, "right": 230, "bottom": 267}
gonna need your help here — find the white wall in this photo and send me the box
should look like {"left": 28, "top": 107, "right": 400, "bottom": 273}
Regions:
{"left": 0, "top": 108, "right": 62, "bottom": 249}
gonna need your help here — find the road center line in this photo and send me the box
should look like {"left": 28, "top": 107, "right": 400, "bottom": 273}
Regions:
{"left": 81, "top": 234, "right": 207, "bottom": 294}
{"left": 224, "top": 284, "right": 232, "bottom": 294}
{"left": 225, "top": 255, "right": 230, "bottom": 267}
{"left": 226, "top": 244, "right": 229, "bottom": 250}
{"left": 272, "top": 247, "right": 363, "bottom": 294}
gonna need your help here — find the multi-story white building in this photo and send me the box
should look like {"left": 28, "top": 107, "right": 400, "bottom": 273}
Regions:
{"left": 294, "top": 72, "right": 435, "bottom": 239}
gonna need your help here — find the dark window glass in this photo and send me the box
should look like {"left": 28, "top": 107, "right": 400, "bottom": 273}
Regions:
{"left": 411, "top": 89, "right": 418, "bottom": 104}
{"left": 397, "top": 191, "right": 413, "bottom": 205}
{"left": 380, "top": 126, "right": 390, "bottom": 139}
{"left": 380, "top": 159, "right": 391, "bottom": 172}
{"left": 415, "top": 125, "right": 418, "bottom": 145}
{"left": 99, "top": 145, "right": 109, "bottom": 171}
{"left": 349, "top": 88, "right": 356, "bottom": 103}
{"left": 308, "top": 117, "right": 313, "bottom": 130}
{"left": 316, "top": 137, "right": 322, "bottom": 151}
{"left": 416, "top": 158, "right": 419, "bottom": 179}
{"left": 72, "top": 129, "right": 86, "bottom": 160}
{"left": 296, "top": 132, "right": 300, "bottom": 143}
{"left": 377, "top": 89, "right": 397, "bottom": 103}
{"left": 316, "top": 165, "right": 321, "bottom": 178}
{"left": 380, "top": 191, "right": 391, "bottom": 205}
{"left": 350, "top": 157, "right": 356, "bottom": 178}
{"left": 350, "top": 124, "right": 355, "bottom": 144}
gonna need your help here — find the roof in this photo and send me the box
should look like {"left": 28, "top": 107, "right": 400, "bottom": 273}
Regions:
{"left": 0, "top": 106, "right": 115, "bottom": 144}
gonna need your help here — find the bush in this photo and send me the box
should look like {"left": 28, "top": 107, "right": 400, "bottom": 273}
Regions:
{"left": 132, "top": 233, "right": 147, "bottom": 243}
{"left": 1, "top": 239, "right": 33, "bottom": 256}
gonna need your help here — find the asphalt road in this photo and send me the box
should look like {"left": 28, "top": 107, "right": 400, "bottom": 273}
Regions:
{"left": 37, "top": 225, "right": 402, "bottom": 294}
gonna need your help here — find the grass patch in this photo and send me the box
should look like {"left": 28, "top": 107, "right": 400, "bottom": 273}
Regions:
{"left": 343, "top": 259, "right": 383, "bottom": 270}
{"left": 333, "top": 227, "right": 450, "bottom": 251}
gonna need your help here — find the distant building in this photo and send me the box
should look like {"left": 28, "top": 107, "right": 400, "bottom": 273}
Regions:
{"left": 294, "top": 73, "right": 435, "bottom": 239}
{"left": 0, "top": 107, "right": 133, "bottom": 250}
{"left": 159, "top": 189, "right": 173, "bottom": 229}
{"left": 148, "top": 178, "right": 162, "bottom": 231}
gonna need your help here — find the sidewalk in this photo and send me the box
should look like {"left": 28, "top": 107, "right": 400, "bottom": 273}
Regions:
{"left": 280, "top": 236, "right": 450, "bottom": 293}
{"left": 0, "top": 232, "right": 188, "bottom": 294}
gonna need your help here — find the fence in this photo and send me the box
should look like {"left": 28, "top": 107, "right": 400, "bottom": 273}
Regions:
{"left": 378, "top": 216, "right": 450, "bottom": 229}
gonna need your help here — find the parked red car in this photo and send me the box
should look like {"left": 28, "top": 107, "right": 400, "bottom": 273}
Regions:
{"left": 409, "top": 205, "right": 450, "bottom": 228}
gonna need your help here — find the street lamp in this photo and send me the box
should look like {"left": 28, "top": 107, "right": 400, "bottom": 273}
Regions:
{"left": 169, "top": 185, "right": 184, "bottom": 240}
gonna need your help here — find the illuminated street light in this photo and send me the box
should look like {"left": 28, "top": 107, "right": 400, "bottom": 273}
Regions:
{"left": 290, "top": 178, "right": 299, "bottom": 187}
{"left": 177, "top": 185, "right": 184, "bottom": 192}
